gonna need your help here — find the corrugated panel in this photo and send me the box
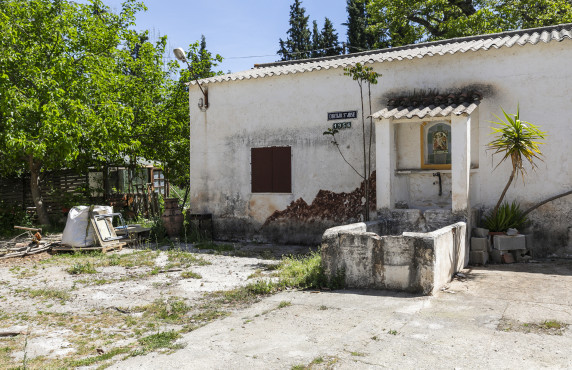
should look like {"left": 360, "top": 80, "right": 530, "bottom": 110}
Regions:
{"left": 193, "top": 23, "right": 572, "bottom": 86}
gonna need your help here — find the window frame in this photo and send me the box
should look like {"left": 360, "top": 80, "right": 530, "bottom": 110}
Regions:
{"left": 251, "top": 146, "right": 292, "bottom": 194}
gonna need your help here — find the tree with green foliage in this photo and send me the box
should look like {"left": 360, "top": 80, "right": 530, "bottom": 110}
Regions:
{"left": 0, "top": 0, "right": 143, "bottom": 225}
{"left": 324, "top": 63, "right": 380, "bottom": 221}
{"left": 344, "top": 0, "right": 378, "bottom": 52}
{"left": 488, "top": 106, "right": 546, "bottom": 216}
{"left": 311, "top": 20, "right": 323, "bottom": 58}
{"left": 321, "top": 18, "right": 343, "bottom": 56}
{"left": 161, "top": 37, "right": 223, "bottom": 191}
{"left": 115, "top": 30, "right": 169, "bottom": 193}
{"left": 366, "top": 0, "right": 572, "bottom": 48}
{"left": 278, "top": 0, "right": 312, "bottom": 60}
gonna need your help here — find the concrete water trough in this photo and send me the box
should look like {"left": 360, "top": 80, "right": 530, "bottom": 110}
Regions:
{"left": 321, "top": 209, "right": 468, "bottom": 295}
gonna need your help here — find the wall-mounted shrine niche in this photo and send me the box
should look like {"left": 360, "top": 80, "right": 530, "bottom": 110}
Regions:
{"left": 421, "top": 121, "right": 451, "bottom": 169}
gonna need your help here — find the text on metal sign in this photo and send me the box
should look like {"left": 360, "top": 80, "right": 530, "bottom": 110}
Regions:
{"left": 332, "top": 122, "right": 352, "bottom": 130}
{"left": 328, "top": 110, "right": 357, "bottom": 120}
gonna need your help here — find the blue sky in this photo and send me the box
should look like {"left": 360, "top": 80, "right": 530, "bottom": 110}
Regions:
{"left": 99, "top": 0, "right": 349, "bottom": 73}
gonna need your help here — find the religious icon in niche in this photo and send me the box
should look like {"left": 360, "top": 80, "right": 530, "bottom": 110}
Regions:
{"left": 423, "top": 122, "right": 451, "bottom": 167}
{"left": 433, "top": 131, "right": 448, "bottom": 153}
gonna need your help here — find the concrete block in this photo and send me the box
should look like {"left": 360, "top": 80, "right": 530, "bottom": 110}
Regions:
{"left": 383, "top": 265, "right": 411, "bottom": 290}
{"left": 471, "top": 237, "right": 489, "bottom": 252}
{"left": 493, "top": 234, "right": 526, "bottom": 251}
{"left": 490, "top": 249, "right": 502, "bottom": 264}
{"left": 469, "top": 251, "right": 488, "bottom": 265}
{"left": 472, "top": 228, "right": 489, "bottom": 238}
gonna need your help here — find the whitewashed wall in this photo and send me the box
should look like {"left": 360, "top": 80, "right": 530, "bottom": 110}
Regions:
{"left": 189, "top": 39, "right": 572, "bottom": 250}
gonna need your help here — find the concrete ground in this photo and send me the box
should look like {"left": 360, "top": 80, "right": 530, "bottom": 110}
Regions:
{"left": 113, "top": 260, "right": 572, "bottom": 369}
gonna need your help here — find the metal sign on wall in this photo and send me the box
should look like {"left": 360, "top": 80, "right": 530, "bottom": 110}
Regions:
{"left": 332, "top": 122, "right": 351, "bottom": 130}
{"left": 328, "top": 110, "right": 357, "bottom": 120}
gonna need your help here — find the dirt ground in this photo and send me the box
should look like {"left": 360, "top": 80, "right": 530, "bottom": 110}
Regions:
{"left": 0, "top": 234, "right": 305, "bottom": 369}
{"left": 1, "top": 233, "right": 571, "bottom": 369}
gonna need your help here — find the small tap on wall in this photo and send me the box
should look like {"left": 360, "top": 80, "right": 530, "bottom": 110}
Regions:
{"left": 433, "top": 172, "right": 442, "bottom": 196}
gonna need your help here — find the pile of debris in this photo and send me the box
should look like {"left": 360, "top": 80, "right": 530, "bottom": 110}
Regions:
{"left": 1, "top": 206, "right": 151, "bottom": 260}
{"left": 0, "top": 226, "right": 54, "bottom": 259}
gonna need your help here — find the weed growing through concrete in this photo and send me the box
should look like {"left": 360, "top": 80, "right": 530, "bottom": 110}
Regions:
{"left": 312, "top": 356, "right": 324, "bottom": 364}
{"left": 181, "top": 270, "right": 202, "bottom": 279}
{"left": 497, "top": 318, "right": 567, "bottom": 335}
{"left": 388, "top": 329, "right": 398, "bottom": 335}
{"left": 138, "top": 330, "right": 182, "bottom": 353}
{"left": 292, "top": 356, "right": 339, "bottom": 370}
{"left": 9, "top": 266, "right": 38, "bottom": 278}
{"left": 167, "top": 249, "right": 211, "bottom": 267}
{"left": 277, "top": 301, "right": 291, "bottom": 309}
{"left": 18, "top": 287, "right": 71, "bottom": 303}
{"left": 67, "top": 347, "right": 131, "bottom": 368}
{"left": 247, "top": 269, "right": 264, "bottom": 279}
{"left": 542, "top": 320, "right": 563, "bottom": 330}
{"left": 277, "top": 250, "right": 344, "bottom": 290}
{"left": 67, "top": 262, "right": 97, "bottom": 274}
{"left": 137, "top": 298, "right": 192, "bottom": 323}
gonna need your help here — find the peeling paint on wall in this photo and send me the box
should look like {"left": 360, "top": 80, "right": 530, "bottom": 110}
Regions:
{"left": 264, "top": 172, "right": 376, "bottom": 225}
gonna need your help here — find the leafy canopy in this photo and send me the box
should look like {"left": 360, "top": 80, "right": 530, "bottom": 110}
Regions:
{"left": 0, "top": 0, "right": 144, "bottom": 174}
{"left": 366, "top": 0, "right": 572, "bottom": 47}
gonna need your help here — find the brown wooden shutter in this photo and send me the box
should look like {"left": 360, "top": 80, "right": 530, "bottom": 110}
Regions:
{"left": 272, "top": 147, "right": 291, "bottom": 193}
{"left": 251, "top": 147, "right": 273, "bottom": 192}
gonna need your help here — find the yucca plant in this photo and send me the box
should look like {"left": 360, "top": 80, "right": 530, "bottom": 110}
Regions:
{"left": 483, "top": 201, "right": 528, "bottom": 232}
{"left": 489, "top": 106, "right": 546, "bottom": 216}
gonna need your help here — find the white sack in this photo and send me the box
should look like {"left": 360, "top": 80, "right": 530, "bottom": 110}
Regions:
{"left": 61, "top": 205, "right": 113, "bottom": 247}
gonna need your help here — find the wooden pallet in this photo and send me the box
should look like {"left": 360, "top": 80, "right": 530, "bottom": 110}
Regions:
{"left": 50, "top": 242, "right": 125, "bottom": 253}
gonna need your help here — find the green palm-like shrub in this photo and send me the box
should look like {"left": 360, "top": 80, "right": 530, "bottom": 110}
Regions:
{"left": 489, "top": 106, "right": 546, "bottom": 215}
{"left": 483, "top": 201, "right": 528, "bottom": 232}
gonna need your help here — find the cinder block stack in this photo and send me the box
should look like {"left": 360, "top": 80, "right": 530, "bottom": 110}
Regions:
{"left": 470, "top": 228, "right": 490, "bottom": 265}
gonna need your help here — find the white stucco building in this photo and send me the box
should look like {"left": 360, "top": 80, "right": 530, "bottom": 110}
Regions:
{"left": 188, "top": 24, "right": 572, "bottom": 256}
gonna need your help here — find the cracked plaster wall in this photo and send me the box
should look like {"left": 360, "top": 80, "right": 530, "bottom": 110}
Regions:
{"left": 189, "top": 40, "right": 572, "bottom": 250}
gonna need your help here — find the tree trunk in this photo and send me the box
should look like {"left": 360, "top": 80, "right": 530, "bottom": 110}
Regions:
{"left": 28, "top": 157, "right": 51, "bottom": 226}
{"left": 367, "top": 81, "right": 374, "bottom": 220}
{"left": 523, "top": 190, "right": 572, "bottom": 216}
{"left": 181, "top": 184, "right": 190, "bottom": 211}
{"left": 493, "top": 167, "right": 516, "bottom": 216}
{"left": 359, "top": 81, "right": 369, "bottom": 221}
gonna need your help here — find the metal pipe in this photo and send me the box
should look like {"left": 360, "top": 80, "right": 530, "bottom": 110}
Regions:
{"left": 433, "top": 172, "right": 442, "bottom": 196}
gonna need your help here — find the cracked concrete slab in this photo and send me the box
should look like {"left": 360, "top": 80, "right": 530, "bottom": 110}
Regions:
{"left": 112, "top": 260, "right": 572, "bottom": 369}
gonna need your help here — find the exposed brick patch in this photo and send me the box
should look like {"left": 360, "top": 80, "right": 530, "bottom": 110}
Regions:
{"left": 263, "top": 172, "right": 376, "bottom": 225}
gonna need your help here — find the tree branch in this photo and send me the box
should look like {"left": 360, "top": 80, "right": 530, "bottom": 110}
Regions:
{"left": 448, "top": 0, "right": 477, "bottom": 16}
{"left": 523, "top": 190, "right": 572, "bottom": 217}
{"left": 330, "top": 135, "right": 364, "bottom": 179}
{"left": 407, "top": 15, "right": 445, "bottom": 37}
